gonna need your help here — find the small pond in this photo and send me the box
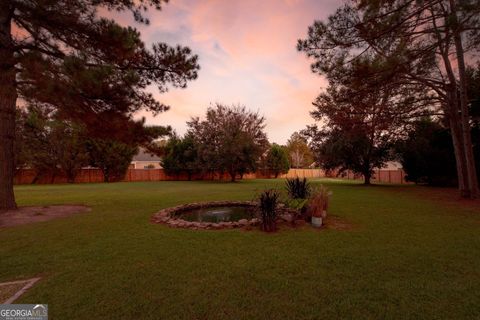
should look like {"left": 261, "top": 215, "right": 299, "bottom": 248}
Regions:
{"left": 178, "top": 206, "right": 256, "bottom": 223}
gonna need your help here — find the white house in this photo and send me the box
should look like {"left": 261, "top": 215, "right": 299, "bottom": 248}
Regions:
{"left": 130, "top": 148, "right": 162, "bottom": 169}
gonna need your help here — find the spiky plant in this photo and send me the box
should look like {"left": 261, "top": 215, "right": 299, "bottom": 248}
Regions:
{"left": 285, "top": 177, "right": 311, "bottom": 199}
{"left": 258, "top": 189, "right": 279, "bottom": 232}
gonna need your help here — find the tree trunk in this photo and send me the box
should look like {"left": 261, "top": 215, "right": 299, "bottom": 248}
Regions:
{"left": 103, "top": 169, "right": 109, "bottom": 182}
{"left": 433, "top": 3, "right": 474, "bottom": 198}
{"left": 364, "top": 171, "right": 371, "bottom": 185}
{"left": 50, "top": 171, "right": 56, "bottom": 184}
{"left": 229, "top": 170, "right": 236, "bottom": 182}
{"left": 450, "top": 1, "right": 479, "bottom": 198}
{"left": 447, "top": 97, "right": 470, "bottom": 197}
{"left": 66, "top": 170, "right": 76, "bottom": 183}
{"left": 0, "top": 4, "right": 17, "bottom": 211}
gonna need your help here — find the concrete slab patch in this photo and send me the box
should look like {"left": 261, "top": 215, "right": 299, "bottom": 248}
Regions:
{"left": 0, "top": 278, "right": 41, "bottom": 304}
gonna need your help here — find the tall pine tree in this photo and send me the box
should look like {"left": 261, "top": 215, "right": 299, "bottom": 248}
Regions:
{"left": 0, "top": 0, "right": 199, "bottom": 210}
{"left": 298, "top": 0, "right": 480, "bottom": 198}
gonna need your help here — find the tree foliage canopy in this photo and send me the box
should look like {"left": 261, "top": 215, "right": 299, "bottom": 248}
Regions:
{"left": 266, "top": 144, "right": 290, "bottom": 178}
{"left": 10, "top": 0, "right": 199, "bottom": 136}
{"left": 297, "top": 0, "right": 480, "bottom": 195}
{"left": 300, "top": 55, "right": 425, "bottom": 184}
{"left": 187, "top": 104, "right": 268, "bottom": 181}
{"left": 396, "top": 118, "right": 457, "bottom": 186}
{"left": 161, "top": 133, "right": 198, "bottom": 180}
{"left": 15, "top": 107, "right": 165, "bottom": 183}
{"left": 286, "top": 132, "right": 313, "bottom": 168}
{"left": 16, "top": 107, "right": 89, "bottom": 183}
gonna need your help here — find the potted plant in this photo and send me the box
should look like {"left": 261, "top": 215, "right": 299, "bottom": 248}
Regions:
{"left": 307, "top": 185, "right": 331, "bottom": 227}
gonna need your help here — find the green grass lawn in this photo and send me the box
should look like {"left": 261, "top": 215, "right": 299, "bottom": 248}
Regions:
{"left": 1, "top": 179, "right": 480, "bottom": 319}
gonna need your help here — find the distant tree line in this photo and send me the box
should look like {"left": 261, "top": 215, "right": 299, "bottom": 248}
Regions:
{"left": 162, "top": 104, "right": 293, "bottom": 181}
{"left": 300, "top": 64, "right": 480, "bottom": 187}
{"left": 15, "top": 106, "right": 167, "bottom": 183}
{"left": 16, "top": 103, "right": 315, "bottom": 184}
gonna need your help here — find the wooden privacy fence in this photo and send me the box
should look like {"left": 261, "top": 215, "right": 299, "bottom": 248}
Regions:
{"left": 14, "top": 168, "right": 406, "bottom": 184}
{"left": 342, "top": 169, "right": 408, "bottom": 184}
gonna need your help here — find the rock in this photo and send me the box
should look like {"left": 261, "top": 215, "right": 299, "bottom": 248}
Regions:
{"left": 158, "top": 211, "right": 169, "bottom": 217}
{"left": 238, "top": 219, "right": 249, "bottom": 226}
{"left": 177, "top": 221, "right": 186, "bottom": 228}
{"left": 250, "top": 218, "right": 260, "bottom": 225}
{"left": 280, "top": 214, "right": 294, "bottom": 222}
{"left": 294, "top": 219, "right": 306, "bottom": 226}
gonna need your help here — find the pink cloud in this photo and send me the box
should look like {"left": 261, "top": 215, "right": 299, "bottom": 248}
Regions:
{"left": 110, "top": 0, "right": 338, "bottom": 143}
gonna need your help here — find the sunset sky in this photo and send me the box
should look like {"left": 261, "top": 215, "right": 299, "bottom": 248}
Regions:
{"left": 117, "top": 0, "right": 340, "bottom": 144}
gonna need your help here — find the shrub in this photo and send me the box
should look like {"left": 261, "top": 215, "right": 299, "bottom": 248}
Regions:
{"left": 87, "top": 139, "right": 138, "bottom": 182}
{"left": 285, "top": 177, "right": 311, "bottom": 199}
{"left": 307, "top": 185, "right": 331, "bottom": 218}
{"left": 266, "top": 144, "right": 290, "bottom": 178}
{"left": 258, "top": 189, "right": 279, "bottom": 232}
{"left": 396, "top": 118, "right": 457, "bottom": 186}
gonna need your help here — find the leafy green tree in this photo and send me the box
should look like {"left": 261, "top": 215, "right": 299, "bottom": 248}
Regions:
{"left": 396, "top": 66, "right": 480, "bottom": 186}
{"left": 162, "top": 134, "right": 199, "bottom": 180}
{"left": 187, "top": 104, "right": 268, "bottom": 182}
{"left": 286, "top": 132, "right": 313, "bottom": 168}
{"left": 266, "top": 144, "right": 290, "bottom": 178}
{"left": 49, "top": 121, "right": 90, "bottom": 183}
{"left": 396, "top": 119, "right": 457, "bottom": 186}
{"left": 305, "top": 127, "right": 391, "bottom": 185}
{"left": 16, "top": 107, "right": 89, "bottom": 183}
{"left": 87, "top": 139, "right": 138, "bottom": 183}
{"left": 0, "top": 0, "right": 199, "bottom": 210}
{"left": 16, "top": 108, "right": 60, "bottom": 183}
{"left": 300, "top": 54, "right": 426, "bottom": 184}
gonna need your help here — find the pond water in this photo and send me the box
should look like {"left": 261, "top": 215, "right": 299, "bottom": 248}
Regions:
{"left": 179, "top": 206, "right": 255, "bottom": 223}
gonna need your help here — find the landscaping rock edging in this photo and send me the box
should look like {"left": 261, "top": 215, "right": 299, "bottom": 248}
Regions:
{"left": 151, "top": 201, "right": 298, "bottom": 230}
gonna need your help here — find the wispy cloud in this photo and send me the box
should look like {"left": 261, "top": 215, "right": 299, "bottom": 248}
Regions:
{"left": 112, "top": 0, "right": 339, "bottom": 143}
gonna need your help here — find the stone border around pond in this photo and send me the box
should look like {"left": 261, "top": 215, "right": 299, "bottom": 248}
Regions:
{"left": 151, "top": 201, "right": 298, "bottom": 230}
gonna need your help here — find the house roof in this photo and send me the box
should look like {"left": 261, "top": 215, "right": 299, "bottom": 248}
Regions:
{"left": 132, "top": 148, "right": 162, "bottom": 162}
